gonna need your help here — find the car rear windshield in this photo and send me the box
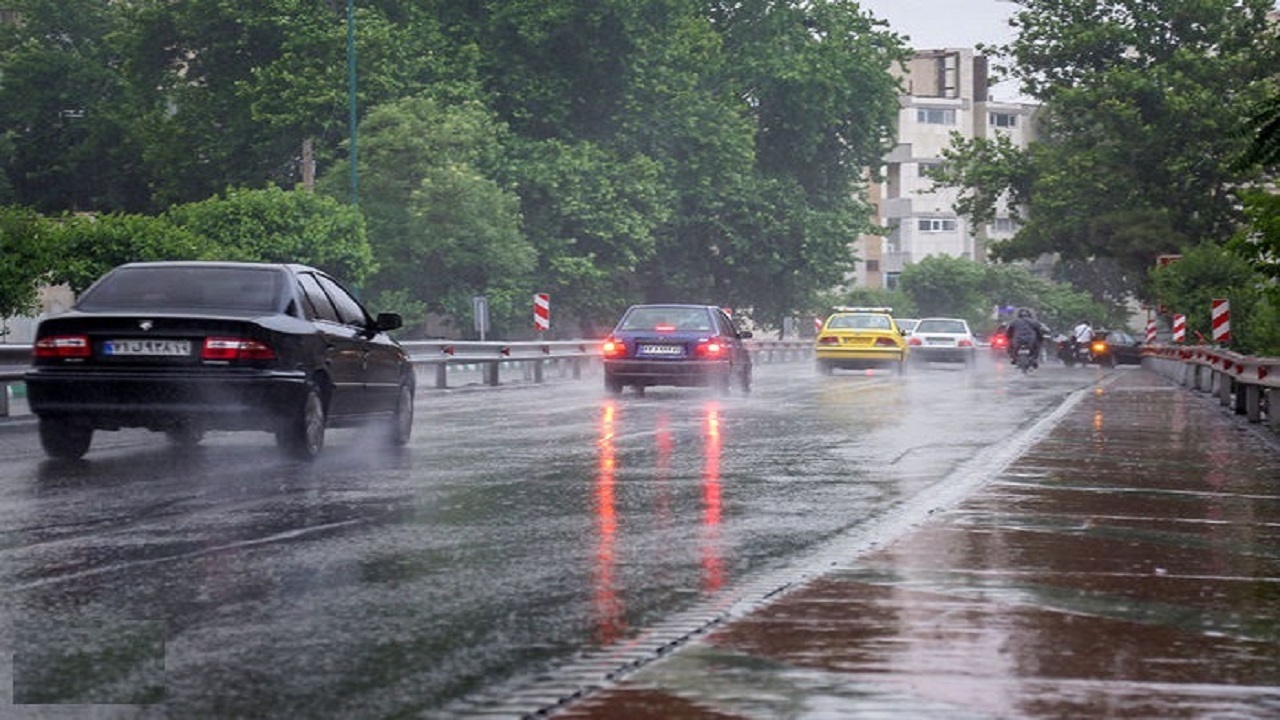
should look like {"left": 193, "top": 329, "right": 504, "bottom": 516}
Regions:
{"left": 620, "top": 306, "right": 714, "bottom": 332}
{"left": 916, "top": 319, "right": 968, "bottom": 334}
{"left": 78, "top": 266, "right": 287, "bottom": 314}
{"left": 827, "top": 314, "right": 891, "bottom": 330}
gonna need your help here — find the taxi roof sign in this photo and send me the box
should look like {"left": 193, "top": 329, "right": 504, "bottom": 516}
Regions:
{"left": 831, "top": 306, "right": 893, "bottom": 314}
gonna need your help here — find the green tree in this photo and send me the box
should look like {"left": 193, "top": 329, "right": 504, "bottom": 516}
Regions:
{"left": 0, "top": 0, "right": 149, "bottom": 212}
{"left": 47, "top": 212, "right": 202, "bottom": 293}
{"left": 319, "top": 95, "right": 531, "bottom": 334}
{"left": 0, "top": 205, "right": 56, "bottom": 317}
{"left": 165, "top": 186, "right": 373, "bottom": 286}
{"left": 937, "top": 0, "right": 1280, "bottom": 306}
{"left": 1150, "top": 242, "right": 1278, "bottom": 355}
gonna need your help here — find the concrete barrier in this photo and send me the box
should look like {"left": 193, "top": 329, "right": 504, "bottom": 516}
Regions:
{"left": 1143, "top": 344, "right": 1278, "bottom": 429}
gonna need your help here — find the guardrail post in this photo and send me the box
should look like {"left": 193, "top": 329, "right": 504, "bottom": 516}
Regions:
{"left": 1218, "top": 372, "right": 1232, "bottom": 407}
{"left": 1244, "top": 384, "right": 1262, "bottom": 422}
{"left": 533, "top": 359, "right": 544, "bottom": 383}
{"left": 435, "top": 362, "right": 448, "bottom": 389}
{"left": 484, "top": 361, "right": 500, "bottom": 386}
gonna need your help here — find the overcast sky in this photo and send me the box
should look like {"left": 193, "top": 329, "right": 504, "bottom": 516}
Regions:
{"left": 856, "top": 0, "right": 1019, "bottom": 51}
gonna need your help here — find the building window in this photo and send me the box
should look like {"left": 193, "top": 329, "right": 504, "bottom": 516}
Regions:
{"left": 918, "top": 218, "right": 957, "bottom": 232}
{"left": 865, "top": 259, "right": 880, "bottom": 272}
{"left": 916, "top": 108, "right": 956, "bottom": 125}
{"left": 992, "top": 217, "right": 1019, "bottom": 233}
{"left": 918, "top": 161, "right": 944, "bottom": 177}
{"left": 990, "top": 112, "right": 1018, "bottom": 128}
{"left": 885, "top": 272, "right": 901, "bottom": 290}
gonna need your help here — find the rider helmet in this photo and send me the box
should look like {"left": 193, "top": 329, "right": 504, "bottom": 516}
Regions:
{"left": 1017, "top": 308, "right": 1033, "bottom": 319}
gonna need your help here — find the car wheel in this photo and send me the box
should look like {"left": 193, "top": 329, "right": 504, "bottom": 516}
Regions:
{"left": 816, "top": 359, "right": 833, "bottom": 375}
{"left": 387, "top": 381, "right": 413, "bottom": 446}
{"left": 604, "top": 375, "right": 623, "bottom": 396}
{"left": 715, "top": 370, "right": 732, "bottom": 395}
{"left": 166, "top": 423, "right": 205, "bottom": 447}
{"left": 39, "top": 417, "right": 93, "bottom": 461}
{"left": 277, "top": 384, "right": 326, "bottom": 460}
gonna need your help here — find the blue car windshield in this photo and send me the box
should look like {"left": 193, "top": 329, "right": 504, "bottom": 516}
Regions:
{"left": 78, "top": 266, "right": 287, "bottom": 314}
{"left": 620, "top": 307, "right": 714, "bottom": 332}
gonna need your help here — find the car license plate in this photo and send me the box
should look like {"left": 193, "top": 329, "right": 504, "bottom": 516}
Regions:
{"left": 638, "top": 343, "right": 683, "bottom": 357}
{"left": 104, "top": 339, "right": 192, "bottom": 356}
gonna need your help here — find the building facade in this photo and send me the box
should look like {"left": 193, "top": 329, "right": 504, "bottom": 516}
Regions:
{"left": 857, "top": 49, "right": 1039, "bottom": 290}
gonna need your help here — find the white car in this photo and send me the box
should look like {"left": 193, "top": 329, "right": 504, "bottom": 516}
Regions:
{"left": 907, "top": 317, "right": 976, "bottom": 366}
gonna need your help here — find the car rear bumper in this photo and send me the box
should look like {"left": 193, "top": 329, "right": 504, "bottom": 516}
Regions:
{"left": 604, "top": 359, "right": 731, "bottom": 386}
{"left": 25, "top": 368, "right": 310, "bottom": 431}
{"left": 911, "top": 347, "right": 973, "bottom": 362}
{"left": 814, "top": 347, "right": 906, "bottom": 366}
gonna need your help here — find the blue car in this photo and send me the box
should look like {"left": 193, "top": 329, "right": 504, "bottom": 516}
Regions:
{"left": 601, "top": 304, "right": 753, "bottom": 395}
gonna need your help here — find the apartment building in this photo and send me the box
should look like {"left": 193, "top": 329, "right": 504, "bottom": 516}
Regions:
{"left": 857, "top": 49, "right": 1039, "bottom": 289}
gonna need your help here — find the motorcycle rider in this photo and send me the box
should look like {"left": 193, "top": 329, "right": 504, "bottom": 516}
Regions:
{"left": 1005, "top": 308, "right": 1046, "bottom": 366}
{"left": 1072, "top": 319, "right": 1095, "bottom": 361}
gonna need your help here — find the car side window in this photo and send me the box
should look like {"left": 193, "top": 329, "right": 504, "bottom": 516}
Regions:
{"left": 297, "top": 274, "right": 341, "bottom": 324}
{"left": 316, "top": 274, "right": 369, "bottom": 328}
{"left": 715, "top": 311, "right": 736, "bottom": 337}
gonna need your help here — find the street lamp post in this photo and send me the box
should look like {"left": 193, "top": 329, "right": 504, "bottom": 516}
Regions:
{"left": 346, "top": 0, "right": 358, "bottom": 206}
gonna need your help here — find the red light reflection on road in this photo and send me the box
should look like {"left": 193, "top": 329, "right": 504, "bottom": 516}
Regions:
{"left": 700, "top": 402, "right": 724, "bottom": 593}
{"left": 592, "top": 401, "right": 625, "bottom": 644}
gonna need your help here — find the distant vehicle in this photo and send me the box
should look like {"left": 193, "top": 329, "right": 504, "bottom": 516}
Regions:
{"left": 1088, "top": 329, "right": 1145, "bottom": 367}
{"left": 601, "top": 304, "right": 753, "bottom": 395}
{"left": 814, "top": 306, "right": 908, "bottom": 375}
{"left": 907, "top": 317, "right": 976, "bottom": 366}
{"left": 25, "top": 261, "right": 414, "bottom": 461}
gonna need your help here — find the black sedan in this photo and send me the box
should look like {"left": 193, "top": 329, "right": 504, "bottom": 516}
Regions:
{"left": 1088, "top": 329, "right": 1146, "bottom": 367}
{"left": 25, "top": 261, "right": 415, "bottom": 461}
{"left": 601, "top": 304, "right": 752, "bottom": 395}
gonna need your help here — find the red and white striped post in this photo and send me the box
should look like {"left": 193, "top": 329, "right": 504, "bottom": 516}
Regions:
{"left": 1145, "top": 315, "right": 1157, "bottom": 344}
{"left": 534, "top": 293, "right": 550, "bottom": 332}
{"left": 1211, "top": 298, "right": 1230, "bottom": 345}
{"left": 1172, "top": 314, "right": 1186, "bottom": 343}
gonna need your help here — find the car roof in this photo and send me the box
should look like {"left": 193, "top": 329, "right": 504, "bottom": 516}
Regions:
{"left": 115, "top": 260, "right": 314, "bottom": 273}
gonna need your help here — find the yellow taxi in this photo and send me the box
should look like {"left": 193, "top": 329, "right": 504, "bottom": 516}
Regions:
{"left": 814, "top": 306, "right": 909, "bottom": 375}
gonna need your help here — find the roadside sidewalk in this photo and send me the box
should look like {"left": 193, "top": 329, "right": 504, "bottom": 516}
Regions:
{"left": 552, "top": 370, "right": 1280, "bottom": 719}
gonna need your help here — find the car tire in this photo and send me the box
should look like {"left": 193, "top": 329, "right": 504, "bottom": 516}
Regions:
{"left": 604, "top": 375, "right": 623, "bottom": 396}
{"left": 277, "top": 384, "right": 326, "bottom": 460}
{"left": 715, "top": 370, "right": 731, "bottom": 395}
{"left": 39, "top": 417, "right": 93, "bottom": 461}
{"left": 738, "top": 364, "right": 752, "bottom": 394}
{"left": 816, "top": 360, "right": 833, "bottom": 375}
{"left": 166, "top": 424, "right": 204, "bottom": 447}
{"left": 388, "top": 381, "right": 413, "bottom": 447}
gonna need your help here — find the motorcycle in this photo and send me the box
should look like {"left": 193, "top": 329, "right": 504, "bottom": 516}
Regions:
{"left": 1057, "top": 337, "right": 1091, "bottom": 367}
{"left": 1014, "top": 341, "right": 1036, "bottom": 373}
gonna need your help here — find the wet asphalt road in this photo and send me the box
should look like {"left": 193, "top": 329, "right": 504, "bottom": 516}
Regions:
{"left": 1, "top": 356, "right": 1135, "bottom": 718}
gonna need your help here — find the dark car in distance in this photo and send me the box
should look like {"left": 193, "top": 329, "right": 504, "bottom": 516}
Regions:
{"left": 1088, "top": 329, "right": 1145, "bottom": 367}
{"left": 601, "top": 304, "right": 752, "bottom": 395}
{"left": 25, "top": 261, "right": 415, "bottom": 461}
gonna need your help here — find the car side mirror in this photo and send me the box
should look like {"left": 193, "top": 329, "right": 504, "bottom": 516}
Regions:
{"left": 739, "top": 330, "right": 753, "bottom": 339}
{"left": 374, "top": 312, "right": 403, "bottom": 332}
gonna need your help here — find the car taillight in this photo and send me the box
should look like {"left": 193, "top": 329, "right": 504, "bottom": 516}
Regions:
{"left": 654, "top": 324, "right": 676, "bottom": 332}
{"left": 908, "top": 337, "right": 922, "bottom": 346}
{"left": 34, "top": 335, "right": 91, "bottom": 358}
{"left": 816, "top": 335, "right": 840, "bottom": 345}
{"left": 601, "top": 338, "right": 627, "bottom": 359}
{"left": 959, "top": 339, "right": 973, "bottom": 347}
{"left": 695, "top": 340, "right": 725, "bottom": 358}
{"left": 992, "top": 336, "right": 1007, "bottom": 348}
{"left": 202, "top": 337, "right": 276, "bottom": 361}
{"left": 873, "top": 337, "right": 900, "bottom": 347}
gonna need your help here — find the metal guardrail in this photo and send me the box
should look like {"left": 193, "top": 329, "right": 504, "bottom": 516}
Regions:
{"left": 1143, "top": 344, "right": 1278, "bottom": 428}
{"left": 0, "top": 339, "right": 815, "bottom": 418}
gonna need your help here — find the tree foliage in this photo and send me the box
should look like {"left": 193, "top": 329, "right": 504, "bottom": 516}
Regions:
{"left": 1150, "top": 243, "right": 1279, "bottom": 355}
{"left": 0, "top": 205, "right": 55, "bottom": 317}
{"left": 1, "top": 0, "right": 909, "bottom": 335}
{"left": 936, "top": 0, "right": 1280, "bottom": 310}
